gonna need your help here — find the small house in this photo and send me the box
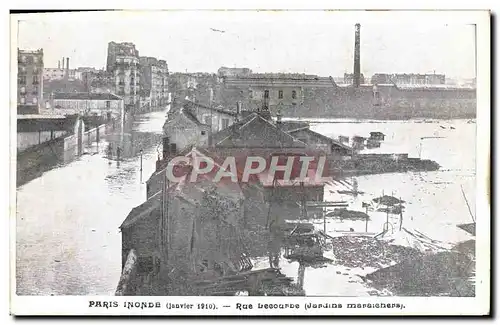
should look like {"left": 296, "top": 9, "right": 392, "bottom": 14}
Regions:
{"left": 352, "top": 136, "right": 366, "bottom": 150}
{"left": 369, "top": 132, "right": 386, "bottom": 141}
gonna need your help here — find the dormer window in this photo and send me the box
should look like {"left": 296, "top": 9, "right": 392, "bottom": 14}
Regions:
{"left": 292, "top": 90, "right": 297, "bottom": 99}
{"left": 278, "top": 90, "right": 283, "bottom": 99}
{"left": 264, "top": 90, "right": 269, "bottom": 99}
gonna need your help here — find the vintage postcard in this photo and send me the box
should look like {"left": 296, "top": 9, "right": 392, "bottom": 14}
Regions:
{"left": 10, "top": 9, "right": 490, "bottom": 316}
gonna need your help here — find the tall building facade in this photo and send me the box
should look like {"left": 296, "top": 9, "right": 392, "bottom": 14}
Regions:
{"left": 17, "top": 49, "right": 44, "bottom": 114}
{"left": 139, "top": 57, "right": 169, "bottom": 109}
{"left": 106, "top": 42, "right": 141, "bottom": 111}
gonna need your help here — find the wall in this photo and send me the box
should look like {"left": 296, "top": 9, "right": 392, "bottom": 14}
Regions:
{"left": 17, "top": 130, "right": 67, "bottom": 152}
{"left": 82, "top": 124, "right": 107, "bottom": 146}
{"left": 163, "top": 112, "right": 210, "bottom": 151}
{"left": 216, "top": 81, "right": 477, "bottom": 119}
{"left": 53, "top": 99, "right": 122, "bottom": 111}
{"left": 121, "top": 211, "right": 161, "bottom": 268}
{"left": 194, "top": 106, "right": 236, "bottom": 133}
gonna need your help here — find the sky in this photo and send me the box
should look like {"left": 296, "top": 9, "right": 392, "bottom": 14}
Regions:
{"left": 15, "top": 11, "right": 477, "bottom": 79}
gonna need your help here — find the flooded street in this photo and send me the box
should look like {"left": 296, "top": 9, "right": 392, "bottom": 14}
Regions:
{"left": 16, "top": 116, "right": 476, "bottom": 296}
{"left": 16, "top": 111, "right": 166, "bottom": 295}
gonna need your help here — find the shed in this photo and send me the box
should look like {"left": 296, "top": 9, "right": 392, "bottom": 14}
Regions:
{"left": 369, "top": 132, "right": 386, "bottom": 141}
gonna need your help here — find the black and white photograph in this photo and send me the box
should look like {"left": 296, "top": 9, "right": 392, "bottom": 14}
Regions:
{"left": 9, "top": 9, "right": 490, "bottom": 316}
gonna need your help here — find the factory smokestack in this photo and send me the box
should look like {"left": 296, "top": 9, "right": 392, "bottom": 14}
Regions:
{"left": 62, "top": 57, "right": 64, "bottom": 69}
{"left": 353, "top": 23, "right": 361, "bottom": 88}
{"left": 58, "top": 61, "right": 60, "bottom": 69}
{"left": 66, "top": 57, "right": 70, "bottom": 71}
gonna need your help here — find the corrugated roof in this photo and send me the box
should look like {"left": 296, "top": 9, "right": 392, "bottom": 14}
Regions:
{"left": 53, "top": 92, "right": 122, "bottom": 101}
{"left": 184, "top": 99, "right": 236, "bottom": 116}
{"left": 288, "top": 128, "right": 353, "bottom": 151}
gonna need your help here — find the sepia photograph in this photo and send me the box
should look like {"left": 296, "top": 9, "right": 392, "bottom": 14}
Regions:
{"left": 10, "top": 9, "right": 490, "bottom": 316}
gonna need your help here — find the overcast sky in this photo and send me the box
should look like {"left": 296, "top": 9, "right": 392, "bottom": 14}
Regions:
{"left": 15, "top": 11, "right": 476, "bottom": 79}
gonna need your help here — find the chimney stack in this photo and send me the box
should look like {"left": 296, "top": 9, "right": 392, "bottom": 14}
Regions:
{"left": 58, "top": 61, "right": 61, "bottom": 69}
{"left": 66, "top": 57, "right": 70, "bottom": 71}
{"left": 169, "top": 143, "right": 177, "bottom": 156}
{"left": 62, "top": 57, "right": 64, "bottom": 69}
{"left": 353, "top": 23, "right": 361, "bottom": 88}
{"left": 162, "top": 136, "right": 170, "bottom": 160}
{"left": 236, "top": 101, "right": 241, "bottom": 121}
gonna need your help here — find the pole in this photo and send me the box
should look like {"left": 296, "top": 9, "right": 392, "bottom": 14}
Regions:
{"left": 365, "top": 205, "right": 369, "bottom": 232}
{"left": 399, "top": 196, "right": 403, "bottom": 231}
{"left": 140, "top": 149, "right": 143, "bottom": 183}
{"left": 322, "top": 205, "right": 328, "bottom": 234}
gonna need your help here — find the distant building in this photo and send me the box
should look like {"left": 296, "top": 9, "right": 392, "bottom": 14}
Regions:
{"left": 369, "top": 131, "right": 385, "bottom": 141}
{"left": 217, "top": 73, "right": 331, "bottom": 114}
{"left": 106, "top": 42, "right": 141, "bottom": 111}
{"left": 18, "top": 48, "right": 44, "bottom": 114}
{"left": 217, "top": 67, "right": 252, "bottom": 78}
{"left": 48, "top": 92, "right": 124, "bottom": 118}
{"left": 371, "top": 73, "right": 446, "bottom": 85}
{"left": 183, "top": 100, "right": 237, "bottom": 133}
{"left": 163, "top": 106, "right": 211, "bottom": 151}
{"left": 43, "top": 57, "right": 77, "bottom": 81}
{"left": 344, "top": 73, "right": 365, "bottom": 85}
{"left": 81, "top": 69, "right": 113, "bottom": 93}
{"left": 139, "top": 57, "right": 169, "bottom": 110}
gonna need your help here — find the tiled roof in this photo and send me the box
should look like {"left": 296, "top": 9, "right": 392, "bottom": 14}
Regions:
{"left": 214, "top": 113, "right": 305, "bottom": 148}
{"left": 53, "top": 92, "right": 123, "bottom": 101}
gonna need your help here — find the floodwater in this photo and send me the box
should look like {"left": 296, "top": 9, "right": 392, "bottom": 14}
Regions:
{"left": 276, "top": 119, "right": 477, "bottom": 296}
{"left": 16, "top": 111, "right": 166, "bottom": 295}
{"left": 15, "top": 115, "right": 477, "bottom": 296}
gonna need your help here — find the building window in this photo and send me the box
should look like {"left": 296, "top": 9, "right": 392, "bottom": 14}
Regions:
{"left": 20, "top": 97, "right": 25, "bottom": 104}
{"left": 204, "top": 116, "right": 212, "bottom": 125}
{"left": 292, "top": 90, "right": 297, "bottom": 99}
{"left": 278, "top": 90, "right": 283, "bottom": 99}
{"left": 106, "top": 101, "right": 111, "bottom": 108}
{"left": 20, "top": 55, "right": 26, "bottom": 63}
{"left": 201, "top": 130, "right": 206, "bottom": 135}
{"left": 32, "top": 87, "right": 38, "bottom": 95}
{"left": 18, "top": 76, "right": 26, "bottom": 85}
{"left": 32, "top": 76, "right": 39, "bottom": 85}
{"left": 19, "top": 86, "right": 26, "bottom": 94}
{"left": 264, "top": 90, "right": 269, "bottom": 99}
{"left": 33, "top": 97, "right": 38, "bottom": 104}
{"left": 222, "top": 118, "right": 229, "bottom": 129}
{"left": 249, "top": 90, "right": 253, "bottom": 99}
{"left": 33, "top": 56, "right": 38, "bottom": 63}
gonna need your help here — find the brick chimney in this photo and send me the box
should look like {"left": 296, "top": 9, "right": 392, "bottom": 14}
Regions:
{"left": 353, "top": 23, "right": 361, "bottom": 88}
